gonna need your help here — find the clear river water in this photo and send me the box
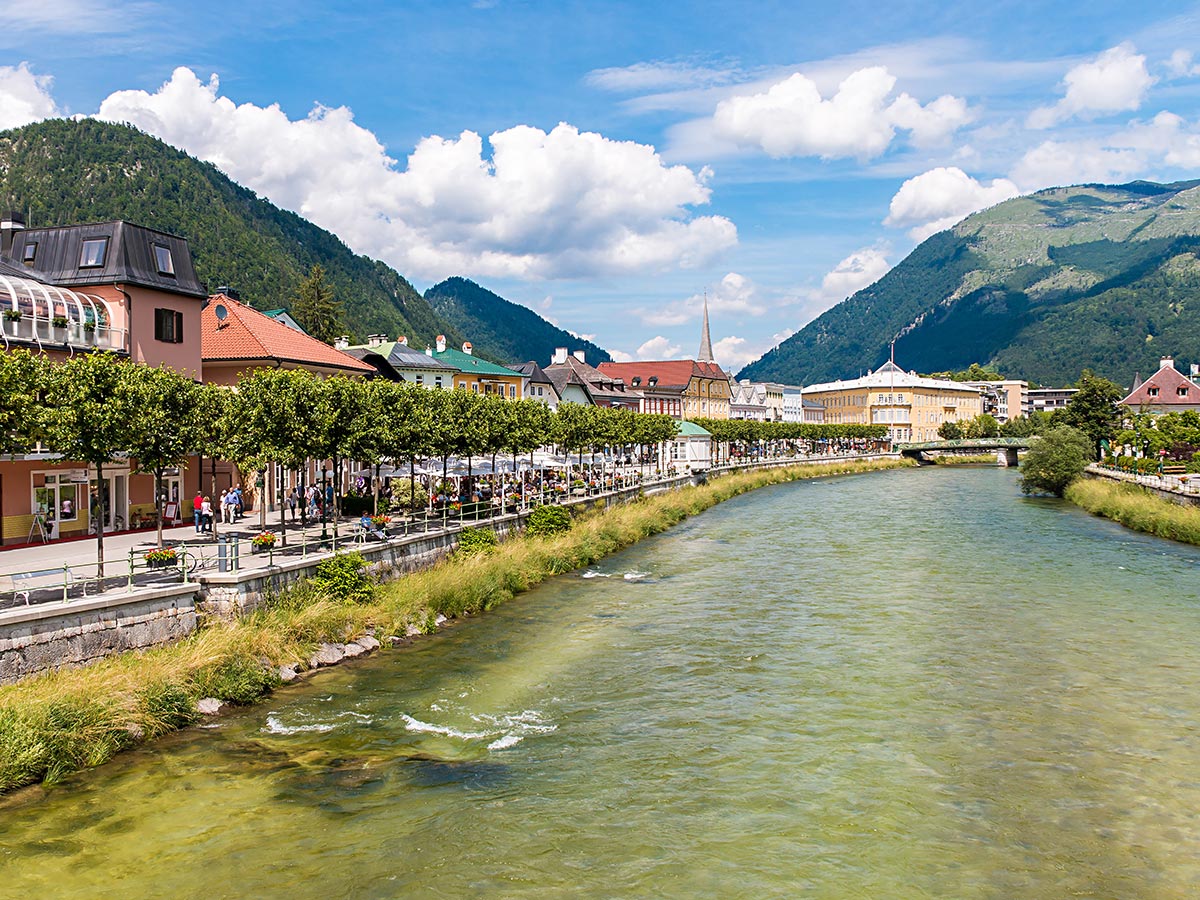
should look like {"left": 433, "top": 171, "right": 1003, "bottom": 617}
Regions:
{"left": 3, "top": 467, "right": 1200, "bottom": 899}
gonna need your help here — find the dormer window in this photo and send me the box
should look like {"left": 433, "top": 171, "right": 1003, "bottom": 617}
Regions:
{"left": 154, "top": 244, "right": 175, "bottom": 276}
{"left": 1178, "top": 386, "right": 1189, "bottom": 397}
{"left": 22, "top": 241, "right": 37, "bottom": 264}
{"left": 79, "top": 238, "right": 108, "bottom": 268}
{"left": 1148, "top": 387, "right": 1160, "bottom": 397}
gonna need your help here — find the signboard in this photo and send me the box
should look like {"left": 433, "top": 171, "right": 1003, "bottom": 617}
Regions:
{"left": 164, "top": 502, "right": 180, "bottom": 522}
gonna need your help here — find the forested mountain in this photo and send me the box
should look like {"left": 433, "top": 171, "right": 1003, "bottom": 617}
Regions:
{"left": 425, "top": 277, "right": 611, "bottom": 366}
{"left": 740, "top": 180, "right": 1200, "bottom": 387}
{"left": 0, "top": 118, "right": 453, "bottom": 346}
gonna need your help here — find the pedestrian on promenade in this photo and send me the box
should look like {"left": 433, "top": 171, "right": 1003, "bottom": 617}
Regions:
{"left": 201, "top": 496, "right": 214, "bottom": 533}
{"left": 232, "top": 485, "right": 244, "bottom": 520}
{"left": 287, "top": 486, "right": 298, "bottom": 523}
{"left": 193, "top": 491, "right": 203, "bottom": 533}
{"left": 219, "top": 489, "right": 230, "bottom": 524}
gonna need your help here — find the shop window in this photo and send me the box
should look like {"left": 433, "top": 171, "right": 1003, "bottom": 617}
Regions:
{"left": 154, "top": 308, "right": 184, "bottom": 343}
{"left": 79, "top": 238, "right": 108, "bottom": 268}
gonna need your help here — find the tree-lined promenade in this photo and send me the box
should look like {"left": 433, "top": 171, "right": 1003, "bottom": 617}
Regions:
{"left": 0, "top": 349, "right": 888, "bottom": 576}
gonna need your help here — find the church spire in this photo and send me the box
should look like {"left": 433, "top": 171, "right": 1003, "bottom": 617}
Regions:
{"left": 698, "top": 290, "right": 714, "bottom": 363}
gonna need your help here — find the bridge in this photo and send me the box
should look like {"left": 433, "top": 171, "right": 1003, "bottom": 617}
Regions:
{"left": 894, "top": 437, "right": 1032, "bottom": 467}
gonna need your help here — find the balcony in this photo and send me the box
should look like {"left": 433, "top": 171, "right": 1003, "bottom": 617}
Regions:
{"left": 2, "top": 315, "right": 127, "bottom": 353}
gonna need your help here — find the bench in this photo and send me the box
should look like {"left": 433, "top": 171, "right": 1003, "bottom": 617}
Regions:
{"left": 0, "top": 566, "right": 90, "bottom": 606}
{"left": 1163, "top": 466, "right": 1187, "bottom": 475}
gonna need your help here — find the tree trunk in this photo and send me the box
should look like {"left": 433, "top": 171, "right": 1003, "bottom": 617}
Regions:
{"left": 259, "top": 467, "right": 267, "bottom": 531}
{"left": 95, "top": 461, "right": 105, "bottom": 580}
{"left": 155, "top": 466, "right": 165, "bottom": 549}
{"left": 280, "top": 463, "right": 288, "bottom": 548}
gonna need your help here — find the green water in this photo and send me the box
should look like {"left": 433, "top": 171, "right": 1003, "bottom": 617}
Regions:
{"left": 4, "top": 468, "right": 1200, "bottom": 899}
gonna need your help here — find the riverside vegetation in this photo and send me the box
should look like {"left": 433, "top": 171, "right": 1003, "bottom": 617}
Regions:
{"left": 0, "top": 456, "right": 906, "bottom": 797}
{"left": 1066, "top": 477, "right": 1200, "bottom": 547}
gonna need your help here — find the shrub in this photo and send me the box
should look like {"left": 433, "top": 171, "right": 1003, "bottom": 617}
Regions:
{"left": 339, "top": 493, "right": 373, "bottom": 516}
{"left": 310, "top": 551, "right": 376, "bottom": 604}
{"left": 138, "top": 681, "right": 198, "bottom": 734}
{"left": 1020, "top": 426, "right": 1093, "bottom": 496}
{"left": 457, "top": 526, "right": 498, "bottom": 556}
{"left": 526, "top": 505, "right": 572, "bottom": 536}
{"left": 390, "top": 481, "right": 429, "bottom": 513}
{"left": 192, "top": 653, "right": 280, "bottom": 705}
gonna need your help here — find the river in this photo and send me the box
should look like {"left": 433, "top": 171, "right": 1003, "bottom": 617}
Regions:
{"left": 3, "top": 467, "right": 1200, "bottom": 898}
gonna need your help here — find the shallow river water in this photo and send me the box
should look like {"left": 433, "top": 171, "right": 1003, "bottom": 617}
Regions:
{"left": 3, "top": 467, "right": 1200, "bottom": 899}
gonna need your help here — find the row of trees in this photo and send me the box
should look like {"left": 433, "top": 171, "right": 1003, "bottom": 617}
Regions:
{"left": 693, "top": 417, "right": 889, "bottom": 466}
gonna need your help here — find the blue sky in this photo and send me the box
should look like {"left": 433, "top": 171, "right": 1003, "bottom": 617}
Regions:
{"left": 3, "top": 0, "right": 1200, "bottom": 372}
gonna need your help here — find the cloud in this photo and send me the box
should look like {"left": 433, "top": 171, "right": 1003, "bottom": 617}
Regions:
{"left": 1028, "top": 44, "right": 1155, "bottom": 129}
{"left": 1009, "top": 139, "right": 1145, "bottom": 191}
{"left": 586, "top": 61, "right": 739, "bottom": 93}
{"left": 0, "top": 62, "right": 60, "bottom": 131}
{"left": 1166, "top": 50, "right": 1200, "bottom": 79}
{"left": 95, "top": 67, "right": 737, "bottom": 281}
{"left": 608, "top": 349, "right": 634, "bottom": 362}
{"left": 816, "top": 246, "right": 892, "bottom": 303}
{"left": 636, "top": 335, "right": 682, "bottom": 359}
{"left": 638, "top": 271, "right": 764, "bottom": 326}
{"left": 0, "top": 0, "right": 139, "bottom": 35}
{"left": 884, "top": 167, "right": 1021, "bottom": 239}
{"left": 711, "top": 66, "right": 971, "bottom": 159}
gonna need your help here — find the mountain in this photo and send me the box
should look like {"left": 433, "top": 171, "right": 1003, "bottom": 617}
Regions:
{"left": 425, "top": 277, "right": 612, "bottom": 366}
{"left": 740, "top": 180, "right": 1200, "bottom": 387}
{"left": 0, "top": 118, "right": 454, "bottom": 346}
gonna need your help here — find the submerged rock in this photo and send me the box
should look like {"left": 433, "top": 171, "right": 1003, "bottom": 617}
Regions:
{"left": 278, "top": 664, "right": 298, "bottom": 683}
{"left": 196, "top": 697, "right": 223, "bottom": 716}
{"left": 355, "top": 635, "right": 381, "bottom": 652}
{"left": 310, "top": 644, "right": 345, "bottom": 667}
{"left": 342, "top": 642, "right": 366, "bottom": 659}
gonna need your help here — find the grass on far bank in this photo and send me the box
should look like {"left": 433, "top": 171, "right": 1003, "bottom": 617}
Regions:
{"left": 1065, "top": 476, "right": 1200, "bottom": 547}
{"left": 0, "top": 456, "right": 909, "bottom": 797}
{"left": 931, "top": 453, "right": 1003, "bottom": 466}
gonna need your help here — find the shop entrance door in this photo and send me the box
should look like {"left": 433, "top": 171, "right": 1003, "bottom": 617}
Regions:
{"left": 160, "top": 472, "right": 183, "bottom": 523}
{"left": 89, "top": 472, "right": 129, "bottom": 533}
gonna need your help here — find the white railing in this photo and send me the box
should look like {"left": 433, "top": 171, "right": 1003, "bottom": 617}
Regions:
{"left": 1, "top": 317, "right": 126, "bottom": 352}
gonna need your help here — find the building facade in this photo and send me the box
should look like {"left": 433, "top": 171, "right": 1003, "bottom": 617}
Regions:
{"left": 431, "top": 337, "right": 526, "bottom": 399}
{"left": 597, "top": 360, "right": 731, "bottom": 420}
{"left": 1120, "top": 356, "right": 1200, "bottom": 415}
{"left": 965, "top": 380, "right": 1029, "bottom": 423}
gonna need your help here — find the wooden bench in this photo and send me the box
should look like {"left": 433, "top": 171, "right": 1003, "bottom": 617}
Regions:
{"left": 1163, "top": 466, "right": 1187, "bottom": 475}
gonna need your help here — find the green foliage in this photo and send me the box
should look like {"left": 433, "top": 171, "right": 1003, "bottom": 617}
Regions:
{"left": 738, "top": 180, "right": 1200, "bottom": 386}
{"left": 137, "top": 681, "right": 198, "bottom": 734}
{"left": 928, "top": 363, "right": 1003, "bottom": 382}
{"left": 1059, "top": 370, "right": 1125, "bottom": 454}
{"left": 0, "top": 118, "right": 453, "bottom": 346}
{"left": 292, "top": 263, "right": 345, "bottom": 344}
{"left": 526, "top": 505, "right": 572, "bottom": 536}
{"left": 1067, "top": 478, "right": 1200, "bottom": 547}
{"left": 0, "top": 349, "right": 48, "bottom": 454}
{"left": 1020, "top": 426, "right": 1094, "bottom": 496}
{"left": 457, "top": 526, "right": 499, "bottom": 556}
{"left": 311, "top": 551, "right": 377, "bottom": 604}
{"left": 938, "top": 420, "right": 962, "bottom": 440}
{"left": 191, "top": 653, "right": 280, "bottom": 706}
{"left": 390, "top": 480, "right": 429, "bottom": 513}
{"left": 426, "top": 277, "right": 612, "bottom": 365}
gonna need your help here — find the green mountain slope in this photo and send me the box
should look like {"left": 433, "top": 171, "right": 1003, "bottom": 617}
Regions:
{"left": 740, "top": 180, "right": 1200, "bottom": 386}
{"left": 425, "top": 277, "right": 611, "bottom": 366}
{"left": 0, "top": 118, "right": 454, "bottom": 346}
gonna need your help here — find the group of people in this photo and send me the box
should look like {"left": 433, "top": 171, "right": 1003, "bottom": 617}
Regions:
{"left": 192, "top": 485, "right": 244, "bottom": 534}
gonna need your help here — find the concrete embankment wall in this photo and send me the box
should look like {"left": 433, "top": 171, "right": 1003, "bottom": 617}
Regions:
{"left": 0, "top": 458, "right": 890, "bottom": 682}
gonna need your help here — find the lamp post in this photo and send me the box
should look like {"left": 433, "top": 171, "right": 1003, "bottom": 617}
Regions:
{"left": 321, "top": 467, "right": 329, "bottom": 541}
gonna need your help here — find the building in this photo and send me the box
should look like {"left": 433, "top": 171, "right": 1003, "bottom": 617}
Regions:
{"left": 671, "top": 421, "right": 712, "bottom": 472}
{"left": 545, "top": 349, "right": 642, "bottom": 409}
{"left": 597, "top": 360, "right": 731, "bottom": 419}
{"left": 803, "top": 359, "right": 983, "bottom": 443}
{"left": 966, "top": 380, "right": 1029, "bottom": 423}
{"left": 430, "top": 336, "right": 526, "bottom": 399}
{"left": 512, "top": 361, "right": 561, "bottom": 408}
{"left": 1028, "top": 387, "right": 1076, "bottom": 414}
{"left": 1, "top": 214, "right": 212, "bottom": 544}
{"left": 1120, "top": 356, "right": 1200, "bottom": 415}
{"left": 730, "top": 380, "right": 769, "bottom": 421}
{"left": 341, "top": 334, "right": 458, "bottom": 388}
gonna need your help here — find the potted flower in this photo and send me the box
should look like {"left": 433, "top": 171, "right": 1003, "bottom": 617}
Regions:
{"left": 250, "top": 531, "right": 277, "bottom": 552}
{"left": 370, "top": 514, "right": 390, "bottom": 530}
{"left": 144, "top": 546, "right": 179, "bottom": 568}
{"left": 3, "top": 308, "right": 21, "bottom": 335}
{"left": 50, "top": 315, "right": 69, "bottom": 340}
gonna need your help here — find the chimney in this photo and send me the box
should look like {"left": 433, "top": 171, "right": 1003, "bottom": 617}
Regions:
{"left": 367, "top": 333, "right": 385, "bottom": 347}
{"left": 335, "top": 335, "right": 350, "bottom": 350}
{"left": 397, "top": 335, "right": 408, "bottom": 346}
{"left": 462, "top": 341, "right": 473, "bottom": 355}
{"left": 573, "top": 350, "right": 586, "bottom": 363}
{"left": 1191, "top": 363, "right": 1199, "bottom": 378}
{"left": 425, "top": 346, "right": 433, "bottom": 357}
{"left": 1, "top": 211, "right": 25, "bottom": 258}
{"left": 552, "top": 347, "right": 568, "bottom": 365}
{"left": 214, "top": 285, "right": 241, "bottom": 301}
{"left": 1161, "top": 356, "right": 1175, "bottom": 370}
{"left": 435, "top": 335, "right": 446, "bottom": 353}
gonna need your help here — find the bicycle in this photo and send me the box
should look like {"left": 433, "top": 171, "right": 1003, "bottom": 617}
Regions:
{"left": 183, "top": 543, "right": 218, "bottom": 575}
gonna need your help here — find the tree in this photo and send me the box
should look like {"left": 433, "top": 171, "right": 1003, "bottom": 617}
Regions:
{"left": 938, "top": 420, "right": 963, "bottom": 440}
{"left": 124, "top": 365, "right": 205, "bottom": 548}
{"left": 1019, "top": 426, "right": 1093, "bottom": 496}
{"left": 1060, "top": 370, "right": 1125, "bottom": 456}
{"left": 292, "top": 264, "right": 345, "bottom": 345}
{"left": 0, "top": 349, "right": 48, "bottom": 454}
{"left": 42, "top": 353, "right": 144, "bottom": 577}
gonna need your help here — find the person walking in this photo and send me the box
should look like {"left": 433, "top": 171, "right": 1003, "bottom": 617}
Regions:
{"left": 219, "top": 489, "right": 231, "bottom": 524}
{"left": 201, "top": 495, "right": 214, "bottom": 533}
{"left": 193, "top": 491, "right": 204, "bottom": 534}
{"left": 287, "top": 486, "right": 298, "bottom": 523}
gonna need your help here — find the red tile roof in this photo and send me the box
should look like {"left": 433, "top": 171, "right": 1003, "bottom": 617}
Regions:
{"left": 201, "top": 294, "right": 374, "bottom": 374}
{"left": 597, "top": 359, "right": 728, "bottom": 389}
{"left": 1120, "top": 359, "right": 1200, "bottom": 408}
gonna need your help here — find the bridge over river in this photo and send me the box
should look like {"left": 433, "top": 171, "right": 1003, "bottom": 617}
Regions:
{"left": 895, "top": 436, "right": 1032, "bottom": 466}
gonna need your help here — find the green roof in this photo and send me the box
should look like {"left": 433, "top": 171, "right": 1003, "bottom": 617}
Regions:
{"left": 677, "top": 420, "right": 711, "bottom": 437}
{"left": 432, "top": 346, "right": 524, "bottom": 377}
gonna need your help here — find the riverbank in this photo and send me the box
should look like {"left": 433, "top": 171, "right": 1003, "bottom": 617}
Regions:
{"left": 0, "top": 456, "right": 908, "bottom": 797}
{"left": 931, "top": 453, "right": 1000, "bottom": 466}
{"left": 1066, "top": 477, "right": 1200, "bottom": 547}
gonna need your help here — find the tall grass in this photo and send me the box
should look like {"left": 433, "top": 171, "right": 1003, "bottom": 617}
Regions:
{"left": 1065, "top": 477, "right": 1200, "bottom": 547}
{"left": 0, "top": 457, "right": 907, "bottom": 795}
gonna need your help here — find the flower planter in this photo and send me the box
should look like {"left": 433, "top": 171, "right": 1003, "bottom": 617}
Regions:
{"left": 146, "top": 557, "right": 177, "bottom": 569}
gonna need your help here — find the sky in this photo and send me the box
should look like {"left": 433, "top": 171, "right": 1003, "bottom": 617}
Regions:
{"left": 3, "top": 1, "right": 1200, "bottom": 373}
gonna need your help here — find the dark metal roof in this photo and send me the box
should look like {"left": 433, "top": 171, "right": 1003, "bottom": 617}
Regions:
{"left": 0, "top": 221, "right": 207, "bottom": 298}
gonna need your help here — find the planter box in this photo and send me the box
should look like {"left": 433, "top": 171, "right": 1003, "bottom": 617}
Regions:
{"left": 147, "top": 558, "right": 178, "bottom": 569}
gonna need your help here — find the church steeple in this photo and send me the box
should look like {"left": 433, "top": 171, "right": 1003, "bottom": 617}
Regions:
{"left": 698, "top": 290, "right": 714, "bottom": 363}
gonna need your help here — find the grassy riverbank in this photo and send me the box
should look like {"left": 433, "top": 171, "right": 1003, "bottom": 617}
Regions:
{"left": 0, "top": 457, "right": 906, "bottom": 796}
{"left": 1066, "top": 477, "right": 1200, "bottom": 547}
{"left": 932, "top": 454, "right": 1001, "bottom": 466}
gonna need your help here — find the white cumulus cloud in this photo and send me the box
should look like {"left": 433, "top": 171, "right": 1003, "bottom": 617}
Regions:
{"left": 1009, "top": 139, "right": 1146, "bottom": 191}
{"left": 711, "top": 66, "right": 971, "bottom": 160}
{"left": 817, "top": 246, "right": 892, "bottom": 303}
{"left": 638, "top": 271, "right": 764, "bottom": 326}
{"left": 0, "top": 62, "right": 60, "bottom": 131}
{"left": 95, "top": 67, "right": 736, "bottom": 281}
{"left": 1166, "top": 50, "right": 1200, "bottom": 79}
{"left": 885, "top": 167, "right": 1021, "bottom": 240}
{"left": 1028, "top": 44, "right": 1155, "bottom": 129}
{"left": 636, "top": 335, "right": 682, "bottom": 359}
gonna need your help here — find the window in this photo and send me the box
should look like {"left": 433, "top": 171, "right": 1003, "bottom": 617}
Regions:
{"left": 415, "top": 374, "right": 423, "bottom": 385}
{"left": 153, "top": 244, "right": 175, "bottom": 276}
{"left": 434, "top": 377, "right": 443, "bottom": 389}
{"left": 1148, "top": 387, "right": 1159, "bottom": 397}
{"left": 22, "top": 241, "right": 37, "bottom": 264}
{"left": 1178, "top": 386, "right": 1189, "bottom": 397}
{"left": 79, "top": 238, "right": 108, "bottom": 268}
{"left": 472, "top": 383, "right": 479, "bottom": 394}
{"left": 154, "top": 308, "right": 184, "bottom": 343}
{"left": 509, "top": 385, "right": 516, "bottom": 398}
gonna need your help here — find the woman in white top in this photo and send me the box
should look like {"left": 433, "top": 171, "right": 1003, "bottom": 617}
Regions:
{"left": 201, "top": 496, "right": 214, "bottom": 532}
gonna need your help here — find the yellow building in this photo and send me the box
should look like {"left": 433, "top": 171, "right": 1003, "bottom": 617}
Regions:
{"left": 430, "top": 336, "right": 526, "bottom": 400}
{"left": 803, "top": 360, "right": 983, "bottom": 443}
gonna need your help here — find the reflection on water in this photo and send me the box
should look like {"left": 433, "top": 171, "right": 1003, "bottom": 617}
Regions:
{"left": 3, "top": 468, "right": 1200, "bottom": 898}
